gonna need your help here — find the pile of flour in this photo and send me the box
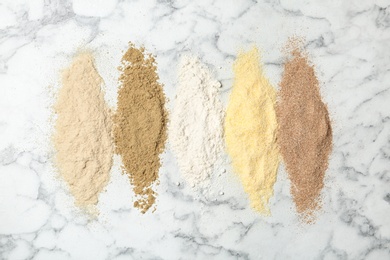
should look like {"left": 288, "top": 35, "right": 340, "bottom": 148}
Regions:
{"left": 169, "top": 55, "right": 224, "bottom": 190}
{"left": 53, "top": 52, "right": 113, "bottom": 212}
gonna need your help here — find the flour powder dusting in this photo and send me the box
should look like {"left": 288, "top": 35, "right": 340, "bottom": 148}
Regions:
{"left": 225, "top": 47, "right": 279, "bottom": 215}
{"left": 170, "top": 55, "right": 224, "bottom": 189}
{"left": 277, "top": 38, "right": 332, "bottom": 222}
{"left": 114, "top": 44, "right": 167, "bottom": 213}
{"left": 53, "top": 52, "right": 113, "bottom": 212}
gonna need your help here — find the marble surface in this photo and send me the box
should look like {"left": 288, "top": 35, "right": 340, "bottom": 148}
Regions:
{"left": 0, "top": 0, "right": 390, "bottom": 259}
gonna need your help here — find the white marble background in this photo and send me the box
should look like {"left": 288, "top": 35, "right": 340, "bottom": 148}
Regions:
{"left": 0, "top": 0, "right": 389, "bottom": 259}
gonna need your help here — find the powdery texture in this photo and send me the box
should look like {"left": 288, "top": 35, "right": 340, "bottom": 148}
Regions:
{"left": 169, "top": 55, "right": 224, "bottom": 189}
{"left": 277, "top": 39, "right": 332, "bottom": 222}
{"left": 114, "top": 44, "right": 167, "bottom": 214}
{"left": 53, "top": 52, "right": 113, "bottom": 211}
{"left": 225, "top": 47, "right": 280, "bottom": 215}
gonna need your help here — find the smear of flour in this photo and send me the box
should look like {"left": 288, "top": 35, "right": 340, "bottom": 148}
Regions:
{"left": 53, "top": 52, "right": 113, "bottom": 214}
{"left": 113, "top": 44, "right": 168, "bottom": 214}
{"left": 169, "top": 55, "right": 224, "bottom": 190}
{"left": 225, "top": 47, "right": 279, "bottom": 215}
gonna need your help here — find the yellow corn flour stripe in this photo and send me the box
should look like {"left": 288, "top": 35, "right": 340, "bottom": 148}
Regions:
{"left": 225, "top": 47, "right": 279, "bottom": 215}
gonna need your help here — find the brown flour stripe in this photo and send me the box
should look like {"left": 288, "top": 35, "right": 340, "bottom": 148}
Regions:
{"left": 277, "top": 39, "right": 332, "bottom": 222}
{"left": 114, "top": 44, "right": 168, "bottom": 213}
